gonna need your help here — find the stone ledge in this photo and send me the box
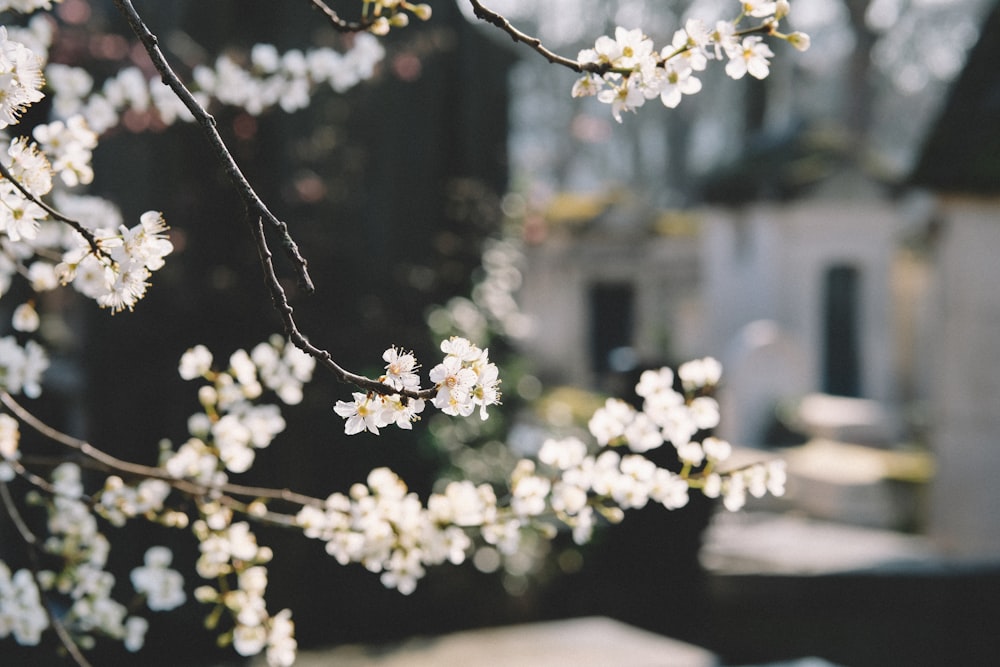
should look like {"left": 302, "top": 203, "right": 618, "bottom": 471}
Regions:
{"left": 259, "top": 616, "right": 718, "bottom": 667}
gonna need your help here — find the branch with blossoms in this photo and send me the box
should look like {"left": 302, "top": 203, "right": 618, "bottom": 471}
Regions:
{"left": 0, "top": 334, "right": 784, "bottom": 665}
{"left": 0, "top": 0, "right": 812, "bottom": 665}
{"left": 471, "top": 0, "right": 811, "bottom": 122}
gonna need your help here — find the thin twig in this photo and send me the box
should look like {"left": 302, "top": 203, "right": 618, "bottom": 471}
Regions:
{"left": 0, "top": 161, "right": 105, "bottom": 259}
{"left": 307, "top": 0, "right": 372, "bottom": 32}
{"left": 0, "top": 480, "right": 95, "bottom": 667}
{"left": 0, "top": 476, "right": 37, "bottom": 546}
{"left": 248, "top": 217, "right": 436, "bottom": 400}
{"left": 466, "top": 0, "right": 597, "bottom": 73}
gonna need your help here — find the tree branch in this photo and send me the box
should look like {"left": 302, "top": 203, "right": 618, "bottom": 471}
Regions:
{"left": 0, "top": 392, "right": 325, "bottom": 509}
{"left": 0, "top": 161, "right": 105, "bottom": 259}
{"left": 247, "top": 217, "right": 437, "bottom": 400}
{"left": 307, "top": 0, "right": 373, "bottom": 32}
{"left": 112, "top": 0, "right": 315, "bottom": 295}
{"left": 466, "top": 0, "right": 599, "bottom": 73}
{"left": 112, "top": 0, "right": 438, "bottom": 402}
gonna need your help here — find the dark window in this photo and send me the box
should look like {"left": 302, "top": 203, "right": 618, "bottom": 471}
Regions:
{"left": 589, "top": 283, "right": 635, "bottom": 376}
{"left": 822, "top": 264, "right": 861, "bottom": 396}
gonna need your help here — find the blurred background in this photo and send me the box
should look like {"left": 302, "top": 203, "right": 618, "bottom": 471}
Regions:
{"left": 3, "top": 0, "right": 1000, "bottom": 665}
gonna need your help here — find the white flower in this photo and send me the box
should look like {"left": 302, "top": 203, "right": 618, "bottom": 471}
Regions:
{"left": 689, "top": 395, "right": 721, "bottom": 430}
{"left": 334, "top": 392, "right": 389, "bottom": 435}
{"left": 428, "top": 355, "right": 477, "bottom": 416}
{"left": 511, "top": 472, "right": 551, "bottom": 517}
{"left": 123, "top": 616, "right": 148, "bottom": 652}
{"left": 702, "top": 436, "right": 732, "bottom": 462}
{"left": 742, "top": 0, "right": 778, "bottom": 18}
{"left": 725, "top": 36, "right": 775, "bottom": 81}
{"left": 538, "top": 437, "right": 587, "bottom": 470}
{"left": 130, "top": 546, "right": 186, "bottom": 611}
{"left": 266, "top": 609, "right": 297, "bottom": 667}
{"left": 611, "top": 27, "right": 655, "bottom": 70}
{"left": 571, "top": 73, "right": 602, "bottom": 98}
{"left": 32, "top": 115, "right": 98, "bottom": 187}
{"left": 179, "top": 345, "right": 213, "bottom": 380}
{"left": 597, "top": 76, "right": 646, "bottom": 123}
{"left": 635, "top": 367, "right": 674, "bottom": 397}
{"left": 11, "top": 302, "right": 39, "bottom": 332}
{"left": 381, "top": 346, "right": 419, "bottom": 391}
{"left": 659, "top": 61, "right": 702, "bottom": 109}
{"left": 0, "top": 27, "right": 45, "bottom": 128}
{"left": 588, "top": 398, "right": 634, "bottom": 445}
{"left": 677, "top": 356, "right": 723, "bottom": 391}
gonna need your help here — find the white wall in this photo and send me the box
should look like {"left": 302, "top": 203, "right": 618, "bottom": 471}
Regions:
{"left": 926, "top": 197, "right": 1000, "bottom": 558}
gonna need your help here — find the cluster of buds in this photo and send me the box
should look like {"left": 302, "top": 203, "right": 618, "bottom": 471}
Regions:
{"left": 364, "top": 0, "right": 433, "bottom": 35}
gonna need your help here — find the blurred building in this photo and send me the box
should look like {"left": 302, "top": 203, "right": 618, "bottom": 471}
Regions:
{"left": 517, "top": 1, "right": 1000, "bottom": 559}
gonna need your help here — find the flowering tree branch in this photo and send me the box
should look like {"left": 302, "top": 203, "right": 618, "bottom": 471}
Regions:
{"left": 111, "top": 0, "right": 450, "bottom": 405}
{"left": 0, "top": 161, "right": 104, "bottom": 259}
{"left": 0, "top": 1, "right": 809, "bottom": 664}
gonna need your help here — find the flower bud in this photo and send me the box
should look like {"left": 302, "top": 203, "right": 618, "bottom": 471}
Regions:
{"left": 198, "top": 385, "right": 218, "bottom": 408}
{"left": 786, "top": 31, "right": 811, "bottom": 52}
{"left": 411, "top": 3, "right": 432, "bottom": 20}
{"left": 389, "top": 12, "right": 409, "bottom": 28}
{"left": 369, "top": 16, "right": 390, "bottom": 36}
{"left": 775, "top": 0, "right": 790, "bottom": 20}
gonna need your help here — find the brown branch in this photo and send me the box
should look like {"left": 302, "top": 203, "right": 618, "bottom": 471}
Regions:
{"left": 307, "top": 0, "right": 373, "bottom": 32}
{"left": 0, "top": 392, "right": 325, "bottom": 509}
{"left": 466, "top": 0, "right": 596, "bottom": 73}
{"left": 112, "top": 0, "right": 314, "bottom": 295}
{"left": 467, "top": 1, "right": 780, "bottom": 75}
{"left": 112, "top": 0, "right": 438, "bottom": 401}
{"left": 248, "top": 217, "right": 437, "bottom": 400}
{"left": 0, "top": 160, "right": 105, "bottom": 259}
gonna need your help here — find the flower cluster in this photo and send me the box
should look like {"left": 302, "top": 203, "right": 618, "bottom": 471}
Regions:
{"left": 169, "top": 336, "right": 315, "bottom": 478}
{"left": 130, "top": 546, "right": 186, "bottom": 612}
{"left": 14, "top": 462, "right": 183, "bottom": 653}
{"left": 0, "top": 26, "right": 175, "bottom": 315}
{"left": 0, "top": 562, "right": 47, "bottom": 646}
{"left": 57, "top": 209, "right": 174, "bottom": 313}
{"left": 303, "top": 358, "right": 785, "bottom": 595}
{"left": 0, "top": 25, "right": 44, "bottom": 129}
{"left": 0, "top": 336, "right": 47, "bottom": 398}
{"left": 296, "top": 468, "right": 478, "bottom": 595}
{"left": 192, "top": 517, "right": 296, "bottom": 667}
{"left": 0, "top": 412, "right": 19, "bottom": 481}
{"left": 46, "top": 34, "right": 385, "bottom": 133}
{"left": 571, "top": 1, "right": 811, "bottom": 122}
{"left": 334, "top": 336, "right": 502, "bottom": 435}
